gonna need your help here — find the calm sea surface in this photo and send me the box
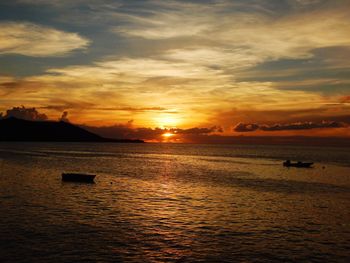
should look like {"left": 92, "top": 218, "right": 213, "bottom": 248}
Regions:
{"left": 0, "top": 143, "right": 349, "bottom": 262}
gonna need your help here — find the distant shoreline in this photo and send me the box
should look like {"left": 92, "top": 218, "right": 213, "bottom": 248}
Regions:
{"left": 0, "top": 140, "right": 144, "bottom": 143}
{"left": 0, "top": 117, "right": 144, "bottom": 143}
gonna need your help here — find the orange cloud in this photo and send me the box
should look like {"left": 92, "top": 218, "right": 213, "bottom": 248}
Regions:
{"left": 340, "top": 96, "right": 350, "bottom": 103}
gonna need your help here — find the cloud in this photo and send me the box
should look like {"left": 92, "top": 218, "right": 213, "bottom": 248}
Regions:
{"left": 112, "top": 1, "right": 212, "bottom": 40}
{"left": 213, "top": 103, "right": 350, "bottom": 128}
{"left": 174, "top": 126, "right": 223, "bottom": 135}
{"left": 16, "top": 0, "right": 90, "bottom": 6}
{"left": 36, "top": 57, "right": 223, "bottom": 92}
{"left": 294, "top": 0, "right": 323, "bottom": 6}
{"left": 10, "top": 1, "right": 350, "bottom": 65}
{"left": 59, "top": 111, "right": 69, "bottom": 122}
{"left": 162, "top": 48, "right": 261, "bottom": 70}
{"left": 0, "top": 106, "right": 347, "bottom": 141}
{"left": 40, "top": 100, "right": 96, "bottom": 112}
{"left": 340, "top": 96, "right": 350, "bottom": 104}
{"left": 83, "top": 122, "right": 350, "bottom": 143}
{"left": 234, "top": 123, "right": 259, "bottom": 132}
{"left": 2, "top": 1, "right": 350, "bottom": 131}
{"left": 6, "top": 65, "right": 346, "bottom": 128}
{"left": 0, "top": 106, "right": 48, "bottom": 121}
{"left": 97, "top": 107, "right": 176, "bottom": 113}
{"left": 234, "top": 121, "right": 347, "bottom": 132}
{"left": 39, "top": 99, "right": 172, "bottom": 113}
{"left": 0, "top": 22, "right": 89, "bottom": 57}
{"left": 216, "top": 9, "right": 350, "bottom": 63}
{"left": 82, "top": 123, "right": 223, "bottom": 140}
{"left": 261, "top": 121, "right": 346, "bottom": 131}
{"left": 111, "top": 0, "right": 350, "bottom": 63}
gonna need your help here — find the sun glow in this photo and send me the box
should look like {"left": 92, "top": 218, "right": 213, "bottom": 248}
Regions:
{"left": 154, "top": 114, "right": 180, "bottom": 128}
{"left": 162, "top": 132, "right": 174, "bottom": 138}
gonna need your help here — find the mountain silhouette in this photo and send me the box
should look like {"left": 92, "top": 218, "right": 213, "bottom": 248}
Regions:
{"left": 0, "top": 117, "right": 143, "bottom": 143}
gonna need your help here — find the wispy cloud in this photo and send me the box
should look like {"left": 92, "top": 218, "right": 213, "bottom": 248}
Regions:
{"left": 112, "top": 0, "right": 350, "bottom": 64}
{"left": 0, "top": 22, "right": 90, "bottom": 57}
{"left": 113, "top": 13, "right": 209, "bottom": 40}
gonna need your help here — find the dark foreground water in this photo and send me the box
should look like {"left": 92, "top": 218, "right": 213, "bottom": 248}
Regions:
{"left": 0, "top": 143, "right": 349, "bottom": 262}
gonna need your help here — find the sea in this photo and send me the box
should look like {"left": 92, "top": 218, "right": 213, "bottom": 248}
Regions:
{"left": 0, "top": 142, "right": 349, "bottom": 262}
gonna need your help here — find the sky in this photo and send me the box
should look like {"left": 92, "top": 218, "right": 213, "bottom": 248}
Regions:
{"left": 0, "top": 0, "right": 350, "bottom": 142}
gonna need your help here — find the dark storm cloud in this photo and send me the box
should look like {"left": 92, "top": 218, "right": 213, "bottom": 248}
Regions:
{"left": 234, "top": 121, "right": 347, "bottom": 132}
{"left": 260, "top": 121, "right": 346, "bottom": 131}
{"left": 174, "top": 126, "right": 223, "bottom": 134}
{"left": 233, "top": 123, "right": 259, "bottom": 132}
{"left": 80, "top": 123, "right": 159, "bottom": 140}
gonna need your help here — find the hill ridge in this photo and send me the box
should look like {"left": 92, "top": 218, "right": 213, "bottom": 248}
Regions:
{"left": 0, "top": 117, "right": 143, "bottom": 143}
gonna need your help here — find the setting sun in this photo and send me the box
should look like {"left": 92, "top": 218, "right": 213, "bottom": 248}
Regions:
{"left": 162, "top": 132, "right": 174, "bottom": 138}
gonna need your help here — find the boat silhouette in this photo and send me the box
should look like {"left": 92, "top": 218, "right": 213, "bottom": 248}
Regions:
{"left": 62, "top": 173, "right": 96, "bottom": 183}
{"left": 283, "top": 160, "right": 313, "bottom": 168}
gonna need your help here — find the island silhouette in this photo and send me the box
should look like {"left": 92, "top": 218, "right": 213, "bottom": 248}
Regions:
{"left": 0, "top": 117, "right": 143, "bottom": 143}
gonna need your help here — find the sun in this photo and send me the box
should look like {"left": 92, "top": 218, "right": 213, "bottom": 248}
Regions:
{"left": 162, "top": 132, "right": 174, "bottom": 138}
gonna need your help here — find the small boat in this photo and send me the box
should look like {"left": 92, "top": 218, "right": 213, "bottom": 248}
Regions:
{"left": 283, "top": 160, "right": 313, "bottom": 168}
{"left": 62, "top": 173, "right": 96, "bottom": 183}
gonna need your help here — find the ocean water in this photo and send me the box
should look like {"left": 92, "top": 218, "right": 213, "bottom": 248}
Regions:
{"left": 0, "top": 142, "right": 349, "bottom": 262}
